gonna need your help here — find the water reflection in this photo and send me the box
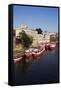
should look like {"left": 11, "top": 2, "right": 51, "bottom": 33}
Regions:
{"left": 14, "top": 48, "right": 57, "bottom": 72}
{"left": 14, "top": 47, "right": 59, "bottom": 85}
{"left": 20, "top": 55, "right": 31, "bottom": 73}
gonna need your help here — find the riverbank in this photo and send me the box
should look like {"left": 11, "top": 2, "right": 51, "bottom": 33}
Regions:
{"left": 13, "top": 42, "right": 57, "bottom": 62}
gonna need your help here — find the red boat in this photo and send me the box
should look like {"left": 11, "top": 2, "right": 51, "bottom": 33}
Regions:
{"left": 45, "top": 43, "right": 56, "bottom": 50}
{"left": 25, "top": 52, "right": 32, "bottom": 57}
{"left": 32, "top": 49, "right": 45, "bottom": 57}
{"left": 45, "top": 44, "right": 50, "bottom": 50}
{"left": 50, "top": 43, "right": 56, "bottom": 49}
{"left": 25, "top": 50, "right": 32, "bottom": 57}
{"left": 14, "top": 55, "right": 22, "bottom": 63}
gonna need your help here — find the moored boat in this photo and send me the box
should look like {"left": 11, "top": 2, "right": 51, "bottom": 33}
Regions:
{"left": 50, "top": 43, "right": 56, "bottom": 49}
{"left": 45, "top": 44, "right": 50, "bottom": 50}
{"left": 25, "top": 52, "right": 32, "bottom": 57}
{"left": 14, "top": 55, "right": 22, "bottom": 62}
{"left": 32, "top": 49, "right": 45, "bottom": 56}
{"left": 25, "top": 49, "right": 32, "bottom": 57}
{"left": 45, "top": 42, "right": 56, "bottom": 50}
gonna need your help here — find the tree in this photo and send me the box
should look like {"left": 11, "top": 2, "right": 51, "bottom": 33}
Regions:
{"left": 36, "top": 28, "right": 43, "bottom": 34}
{"left": 18, "top": 30, "right": 33, "bottom": 49}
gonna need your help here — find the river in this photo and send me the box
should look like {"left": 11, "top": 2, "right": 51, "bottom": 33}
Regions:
{"left": 14, "top": 47, "right": 59, "bottom": 85}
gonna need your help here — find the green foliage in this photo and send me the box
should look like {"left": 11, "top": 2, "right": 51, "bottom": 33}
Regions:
{"left": 18, "top": 30, "right": 33, "bottom": 48}
{"left": 36, "top": 28, "right": 43, "bottom": 34}
{"left": 15, "top": 50, "right": 25, "bottom": 55}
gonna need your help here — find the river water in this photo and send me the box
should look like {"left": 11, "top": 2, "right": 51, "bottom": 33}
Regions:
{"left": 14, "top": 47, "right": 59, "bottom": 85}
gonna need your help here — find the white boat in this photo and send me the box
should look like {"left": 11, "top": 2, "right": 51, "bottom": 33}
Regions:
{"left": 32, "top": 49, "right": 45, "bottom": 56}
{"left": 14, "top": 56, "right": 22, "bottom": 63}
{"left": 50, "top": 43, "right": 56, "bottom": 48}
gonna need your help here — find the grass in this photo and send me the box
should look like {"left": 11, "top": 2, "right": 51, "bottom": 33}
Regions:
{"left": 14, "top": 50, "right": 25, "bottom": 56}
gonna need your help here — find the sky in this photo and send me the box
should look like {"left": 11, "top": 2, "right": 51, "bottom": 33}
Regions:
{"left": 13, "top": 5, "right": 58, "bottom": 32}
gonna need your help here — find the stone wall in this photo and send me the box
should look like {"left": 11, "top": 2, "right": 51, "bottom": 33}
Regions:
{"left": 15, "top": 24, "right": 56, "bottom": 46}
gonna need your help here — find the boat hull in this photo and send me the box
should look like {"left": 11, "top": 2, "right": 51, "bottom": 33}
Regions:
{"left": 32, "top": 49, "right": 45, "bottom": 57}
{"left": 14, "top": 55, "right": 22, "bottom": 63}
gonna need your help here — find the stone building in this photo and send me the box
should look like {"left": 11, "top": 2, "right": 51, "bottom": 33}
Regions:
{"left": 50, "top": 33, "right": 58, "bottom": 42}
{"left": 15, "top": 23, "right": 56, "bottom": 47}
